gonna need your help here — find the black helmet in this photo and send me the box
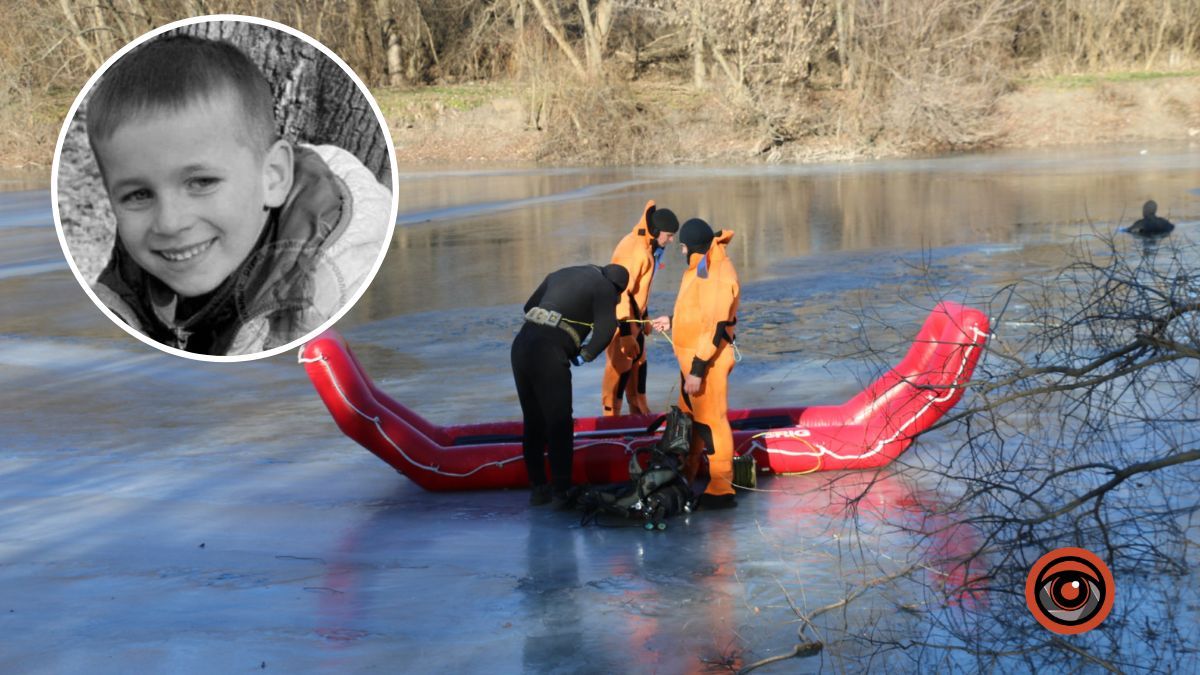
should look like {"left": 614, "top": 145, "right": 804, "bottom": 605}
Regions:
{"left": 679, "top": 218, "right": 714, "bottom": 255}
{"left": 648, "top": 208, "right": 679, "bottom": 235}
{"left": 602, "top": 263, "right": 629, "bottom": 291}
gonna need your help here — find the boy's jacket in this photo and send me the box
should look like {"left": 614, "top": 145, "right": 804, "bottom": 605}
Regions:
{"left": 94, "top": 145, "right": 392, "bottom": 355}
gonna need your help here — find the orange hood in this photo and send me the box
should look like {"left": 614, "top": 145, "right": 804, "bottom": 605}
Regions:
{"left": 688, "top": 229, "right": 735, "bottom": 271}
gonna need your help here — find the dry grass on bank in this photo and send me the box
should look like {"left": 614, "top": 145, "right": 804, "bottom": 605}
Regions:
{"left": 0, "top": 82, "right": 76, "bottom": 170}
{"left": 6, "top": 69, "right": 1200, "bottom": 171}
{"left": 7, "top": 0, "right": 1200, "bottom": 170}
{"left": 386, "top": 68, "right": 1200, "bottom": 167}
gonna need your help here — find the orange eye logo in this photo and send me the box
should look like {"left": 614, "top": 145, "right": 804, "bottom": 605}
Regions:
{"left": 1025, "top": 547, "right": 1114, "bottom": 634}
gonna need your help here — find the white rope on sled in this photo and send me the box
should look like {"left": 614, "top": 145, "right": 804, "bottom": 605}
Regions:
{"left": 304, "top": 351, "right": 648, "bottom": 479}
{"left": 751, "top": 327, "right": 988, "bottom": 464}
{"left": 305, "top": 353, "right": 522, "bottom": 478}
{"left": 303, "top": 322, "right": 986, "bottom": 479}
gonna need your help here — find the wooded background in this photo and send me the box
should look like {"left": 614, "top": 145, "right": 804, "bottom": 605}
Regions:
{"left": 18, "top": 1, "right": 1199, "bottom": 86}
{"left": 3, "top": 0, "right": 1200, "bottom": 165}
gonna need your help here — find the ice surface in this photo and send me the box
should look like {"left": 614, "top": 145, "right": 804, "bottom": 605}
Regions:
{"left": 4, "top": 144, "right": 1200, "bottom": 671}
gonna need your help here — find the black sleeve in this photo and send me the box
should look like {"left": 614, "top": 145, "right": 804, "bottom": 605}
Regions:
{"left": 524, "top": 277, "right": 549, "bottom": 314}
{"left": 581, "top": 285, "right": 619, "bottom": 362}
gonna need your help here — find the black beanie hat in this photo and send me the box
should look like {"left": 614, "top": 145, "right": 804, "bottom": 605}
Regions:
{"left": 602, "top": 263, "right": 629, "bottom": 291}
{"left": 648, "top": 208, "right": 679, "bottom": 235}
{"left": 679, "top": 218, "right": 714, "bottom": 255}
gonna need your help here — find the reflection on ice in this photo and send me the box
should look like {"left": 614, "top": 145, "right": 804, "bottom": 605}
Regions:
{"left": 0, "top": 328, "right": 987, "bottom": 671}
{"left": 300, "top": 472, "right": 982, "bottom": 673}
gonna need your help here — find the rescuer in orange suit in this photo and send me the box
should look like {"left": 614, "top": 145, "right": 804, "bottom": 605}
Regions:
{"left": 602, "top": 200, "right": 679, "bottom": 416}
{"left": 651, "top": 218, "right": 739, "bottom": 509}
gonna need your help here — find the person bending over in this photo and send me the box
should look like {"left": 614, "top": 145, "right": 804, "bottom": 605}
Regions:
{"left": 602, "top": 200, "right": 678, "bottom": 416}
{"left": 513, "top": 263, "right": 628, "bottom": 507}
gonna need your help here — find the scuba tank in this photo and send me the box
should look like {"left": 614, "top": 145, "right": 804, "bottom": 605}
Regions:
{"left": 578, "top": 406, "right": 696, "bottom": 530}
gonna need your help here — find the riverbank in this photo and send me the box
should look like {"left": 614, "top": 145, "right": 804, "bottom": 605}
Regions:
{"left": 389, "top": 71, "right": 1200, "bottom": 166}
{"left": 5, "top": 71, "right": 1200, "bottom": 174}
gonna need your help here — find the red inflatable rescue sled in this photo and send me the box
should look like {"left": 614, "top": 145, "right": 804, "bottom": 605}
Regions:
{"left": 301, "top": 302, "right": 989, "bottom": 491}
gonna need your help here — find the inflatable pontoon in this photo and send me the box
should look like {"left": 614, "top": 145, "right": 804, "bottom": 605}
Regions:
{"left": 301, "top": 301, "right": 988, "bottom": 491}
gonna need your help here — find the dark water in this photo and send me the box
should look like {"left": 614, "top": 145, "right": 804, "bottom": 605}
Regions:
{"left": 2, "top": 143, "right": 1198, "bottom": 672}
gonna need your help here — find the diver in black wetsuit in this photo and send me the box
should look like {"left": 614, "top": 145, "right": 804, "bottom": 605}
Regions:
{"left": 512, "top": 263, "right": 629, "bottom": 507}
{"left": 1129, "top": 200, "right": 1175, "bottom": 236}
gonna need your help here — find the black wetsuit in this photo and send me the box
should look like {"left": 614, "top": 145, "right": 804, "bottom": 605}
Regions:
{"left": 1130, "top": 200, "right": 1174, "bottom": 236}
{"left": 511, "top": 265, "right": 621, "bottom": 491}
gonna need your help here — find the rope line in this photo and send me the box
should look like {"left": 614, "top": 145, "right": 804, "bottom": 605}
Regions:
{"left": 297, "top": 345, "right": 322, "bottom": 364}
{"left": 304, "top": 352, "right": 660, "bottom": 479}
{"left": 624, "top": 318, "right": 676, "bottom": 348}
{"left": 752, "top": 327, "right": 988, "bottom": 465}
{"left": 301, "top": 321, "right": 985, "bottom": 481}
{"left": 310, "top": 354, "right": 524, "bottom": 478}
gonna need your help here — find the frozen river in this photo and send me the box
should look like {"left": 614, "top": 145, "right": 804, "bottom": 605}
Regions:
{"left": 2, "top": 143, "right": 1199, "bottom": 672}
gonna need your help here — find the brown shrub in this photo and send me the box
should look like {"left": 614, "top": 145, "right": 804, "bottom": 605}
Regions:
{"left": 532, "top": 63, "right": 674, "bottom": 164}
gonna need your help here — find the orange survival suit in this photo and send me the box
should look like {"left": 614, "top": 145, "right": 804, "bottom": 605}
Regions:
{"left": 672, "top": 225, "right": 739, "bottom": 500}
{"left": 602, "top": 200, "right": 672, "bottom": 416}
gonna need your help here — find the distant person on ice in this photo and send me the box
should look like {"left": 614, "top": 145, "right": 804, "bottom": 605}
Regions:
{"left": 513, "top": 264, "right": 628, "bottom": 508}
{"left": 601, "top": 200, "right": 679, "bottom": 416}
{"left": 651, "top": 218, "right": 741, "bottom": 510}
{"left": 87, "top": 34, "right": 391, "bottom": 355}
{"left": 1128, "top": 200, "right": 1174, "bottom": 236}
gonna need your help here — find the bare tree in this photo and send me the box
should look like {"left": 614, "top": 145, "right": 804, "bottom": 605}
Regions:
{"left": 849, "top": 233, "right": 1197, "bottom": 671}
{"left": 578, "top": 0, "right": 613, "bottom": 77}
{"left": 724, "top": 233, "right": 1200, "bottom": 672}
{"left": 529, "top": 0, "right": 587, "bottom": 77}
{"left": 15, "top": 0, "right": 1200, "bottom": 166}
{"left": 528, "top": 0, "right": 613, "bottom": 79}
{"left": 58, "top": 0, "right": 107, "bottom": 72}
{"left": 375, "top": 0, "right": 406, "bottom": 85}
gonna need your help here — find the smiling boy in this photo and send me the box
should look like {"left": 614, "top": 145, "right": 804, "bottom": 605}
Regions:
{"left": 86, "top": 33, "right": 391, "bottom": 355}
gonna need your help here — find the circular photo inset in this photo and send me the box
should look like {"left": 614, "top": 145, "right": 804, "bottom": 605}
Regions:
{"left": 53, "top": 14, "right": 398, "bottom": 361}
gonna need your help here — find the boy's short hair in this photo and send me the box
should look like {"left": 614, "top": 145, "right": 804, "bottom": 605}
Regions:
{"left": 86, "top": 34, "right": 277, "bottom": 156}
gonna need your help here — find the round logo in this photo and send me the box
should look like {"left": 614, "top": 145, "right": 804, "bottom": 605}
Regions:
{"left": 1025, "top": 547, "right": 1114, "bottom": 634}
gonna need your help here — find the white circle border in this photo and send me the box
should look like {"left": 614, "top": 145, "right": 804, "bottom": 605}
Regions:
{"left": 50, "top": 13, "right": 400, "bottom": 363}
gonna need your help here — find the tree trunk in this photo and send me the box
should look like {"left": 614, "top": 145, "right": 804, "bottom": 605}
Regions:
{"left": 346, "top": 0, "right": 368, "bottom": 79}
{"left": 172, "top": 21, "right": 391, "bottom": 184}
{"left": 374, "top": 0, "right": 405, "bottom": 86}
{"left": 1145, "top": 2, "right": 1172, "bottom": 70}
{"left": 90, "top": 2, "right": 116, "bottom": 58}
{"left": 101, "top": 0, "right": 132, "bottom": 47}
{"left": 1095, "top": 0, "right": 1130, "bottom": 68}
{"left": 835, "top": 0, "right": 856, "bottom": 88}
{"left": 315, "top": 55, "right": 392, "bottom": 186}
{"left": 59, "top": 0, "right": 103, "bottom": 72}
{"left": 689, "top": 2, "right": 705, "bottom": 89}
{"left": 512, "top": 0, "right": 527, "bottom": 67}
{"left": 529, "top": 0, "right": 587, "bottom": 78}
{"left": 578, "top": 0, "right": 612, "bottom": 78}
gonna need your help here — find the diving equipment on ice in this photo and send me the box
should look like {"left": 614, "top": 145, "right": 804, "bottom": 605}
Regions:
{"left": 578, "top": 406, "right": 696, "bottom": 530}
